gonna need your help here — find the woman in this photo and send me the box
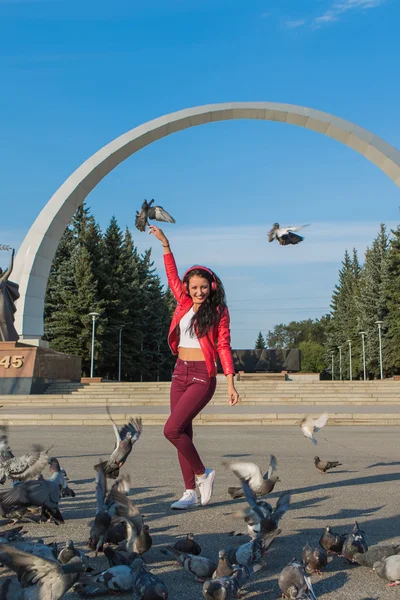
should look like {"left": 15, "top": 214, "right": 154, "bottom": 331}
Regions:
{"left": 149, "top": 225, "right": 239, "bottom": 509}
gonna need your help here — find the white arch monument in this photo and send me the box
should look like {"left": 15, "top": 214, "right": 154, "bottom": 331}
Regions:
{"left": 13, "top": 102, "right": 400, "bottom": 345}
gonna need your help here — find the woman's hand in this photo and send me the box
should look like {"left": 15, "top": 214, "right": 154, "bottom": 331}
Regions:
{"left": 148, "top": 225, "right": 168, "bottom": 245}
{"left": 228, "top": 384, "right": 239, "bottom": 406}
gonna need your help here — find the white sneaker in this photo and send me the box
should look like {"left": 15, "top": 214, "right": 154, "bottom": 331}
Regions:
{"left": 197, "top": 468, "right": 216, "bottom": 506}
{"left": 171, "top": 490, "right": 198, "bottom": 510}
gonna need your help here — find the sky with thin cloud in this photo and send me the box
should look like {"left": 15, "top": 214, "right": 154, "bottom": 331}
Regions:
{"left": 1, "top": 0, "right": 399, "bottom": 347}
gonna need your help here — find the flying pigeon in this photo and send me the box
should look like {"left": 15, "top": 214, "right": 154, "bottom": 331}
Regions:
{"left": 278, "top": 560, "right": 317, "bottom": 599}
{"left": 233, "top": 479, "right": 290, "bottom": 539}
{"left": 268, "top": 223, "right": 310, "bottom": 246}
{"left": 299, "top": 413, "right": 328, "bottom": 445}
{"left": 224, "top": 454, "right": 279, "bottom": 499}
{"left": 0, "top": 544, "right": 84, "bottom": 599}
{"left": 0, "top": 443, "right": 50, "bottom": 485}
{"left": 88, "top": 465, "right": 131, "bottom": 555}
{"left": 373, "top": 555, "right": 400, "bottom": 586}
{"left": 135, "top": 199, "right": 176, "bottom": 232}
{"left": 226, "top": 528, "right": 281, "bottom": 568}
{"left": 314, "top": 456, "right": 342, "bottom": 473}
{"left": 94, "top": 408, "right": 142, "bottom": 479}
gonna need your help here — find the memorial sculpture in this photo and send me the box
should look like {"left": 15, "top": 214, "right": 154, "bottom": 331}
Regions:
{"left": 0, "top": 248, "right": 20, "bottom": 342}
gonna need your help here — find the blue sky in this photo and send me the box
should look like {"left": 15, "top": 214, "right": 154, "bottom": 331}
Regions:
{"left": 1, "top": 0, "right": 400, "bottom": 347}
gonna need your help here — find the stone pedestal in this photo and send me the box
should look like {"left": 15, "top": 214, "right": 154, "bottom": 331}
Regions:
{"left": 0, "top": 342, "right": 81, "bottom": 395}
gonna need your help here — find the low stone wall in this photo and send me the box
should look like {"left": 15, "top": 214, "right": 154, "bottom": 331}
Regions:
{"left": 0, "top": 342, "right": 81, "bottom": 394}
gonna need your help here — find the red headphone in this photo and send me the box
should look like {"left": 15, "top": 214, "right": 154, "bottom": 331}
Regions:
{"left": 182, "top": 265, "right": 218, "bottom": 295}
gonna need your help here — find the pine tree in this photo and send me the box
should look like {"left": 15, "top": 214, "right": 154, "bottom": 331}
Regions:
{"left": 98, "top": 216, "right": 129, "bottom": 379}
{"left": 255, "top": 331, "right": 266, "bottom": 349}
{"left": 326, "top": 249, "right": 362, "bottom": 379}
{"left": 357, "top": 224, "right": 389, "bottom": 377}
{"left": 384, "top": 224, "right": 400, "bottom": 373}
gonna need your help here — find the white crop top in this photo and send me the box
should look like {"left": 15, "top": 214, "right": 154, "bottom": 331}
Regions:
{"left": 179, "top": 307, "right": 201, "bottom": 349}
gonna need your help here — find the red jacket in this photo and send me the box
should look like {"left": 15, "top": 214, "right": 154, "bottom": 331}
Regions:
{"left": 164, "top": 252, "right": 235, "bottom": 377}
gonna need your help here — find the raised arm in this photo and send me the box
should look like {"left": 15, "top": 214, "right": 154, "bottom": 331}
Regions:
{"left": 148, "top": 225, "right": 184, "bottom": 302}
{"left": 0, "top": 249, "right": 14, "bottom": 283}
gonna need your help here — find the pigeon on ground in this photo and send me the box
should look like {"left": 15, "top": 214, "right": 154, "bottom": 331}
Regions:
{"left": 342, "top": 521, "right": 368, "bottom": 563}
{"left": 173, "top": 533, "right": 201, "bottom": 555}
{"left": 80, "top": 565, "right": 136, "bottom": 593}
{"left": 160, "top": 546, "right": 216, "bottom": 582}
{"left": 130, "top": 556, "right": 169, "bottom": 599}
{"left": 94, "top": 408, "right": 142, "bottom": 479}
{"left": 203, "top": 563, "right": 262, "bottom": 600}
{"left": 0, "top": 443, "right": 50, "bottom": 485}
{"left": 354, "top": 544, "right": 400, "bottom": 567}
{"left": 299, "top": 413, "right": 328, "bottom": 445}
{"left": 373, "top": 555, "right": 400, "bottom": 586}
{"left": 314, "top": 457, "right": 342, "bottom": 473}
{"left": 226, "top": 529, "right": 281, "bottom": 568}
{"left": 104, "top": 545, "right": 140, "bottom": 567}
{"left": 319, "top": 526, "right": 346, "bottom": 554}
{"left": 224, "top": 455, "right": 279, "bottom": 499}
{"left": 0, "top": 525, "right": 26, "bottom": 542}
{"left": 88, "top": 465, "right": 130, "bottom": 554}
{"left": 302, "top": 544, "right": 328, "bottom": 574}
{"left": 212, "top": 550, "right": 235, "bottom": 579}
{"left": 135, "top": 199, "right": 176, "bottom": 232}
{"left": 268, "top": 223, "right": 310, "bottom": 246}
{"left": 0, "top": 543, "right": 84, "bottom": 599}
{"left": 234, "top": 479, "right": 290, "bottom": 538}
{"left": 278, "top": 560, "right": 317, "bottom": 599}
{"left": 58, "top": 540, "right": 91, "bottom": 571}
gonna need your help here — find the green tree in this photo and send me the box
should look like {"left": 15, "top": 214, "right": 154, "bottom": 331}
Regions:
{"left": 357, "top": 224, "right": 389, "bottom": 377}
{"left": 299, "top": 341, "right": 326, "bottom": 373}
{"left": 326, "top": 249, "right": 362, "bottom": 379}
{"left": 266, "top": 316, "right": 330, "bottom": 348}
{"left": 255, "top": 331, "right": 266, "bottom": 349}
{"left": 383, "top": 224, "right": 400, "bottom": 374}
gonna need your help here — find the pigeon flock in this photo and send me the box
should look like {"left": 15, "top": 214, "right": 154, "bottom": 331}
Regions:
{"left": 0, "top": 412, "right": 399, "bottom": 599}
{"left": 134, "top": 199, "right": 311, "bottom": 246}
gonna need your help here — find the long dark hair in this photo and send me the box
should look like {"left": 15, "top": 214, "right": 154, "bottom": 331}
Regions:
{"left": 183, "top": 267, "right": 227, "bottom": 338}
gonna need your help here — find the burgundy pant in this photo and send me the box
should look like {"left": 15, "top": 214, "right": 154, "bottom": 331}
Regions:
{"left": 164, "top": 358, "right": 216, "bottom": 489}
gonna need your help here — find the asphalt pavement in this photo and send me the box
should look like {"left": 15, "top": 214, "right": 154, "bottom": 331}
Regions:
{"left": 1, "top": 424, "right": 399, "bottom": 599}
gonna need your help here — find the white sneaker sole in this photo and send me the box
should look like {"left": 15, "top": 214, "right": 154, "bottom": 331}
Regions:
{"left": 200, "top": 469, "right": 216, "bottom": 506}
{"left": 171, "top": 503, "right": 199, "bottom": 511}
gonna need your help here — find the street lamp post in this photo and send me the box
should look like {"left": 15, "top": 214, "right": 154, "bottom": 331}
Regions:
{"left": 337, "top": 346, "right": 342, "bottom": 381}
{"left": 331, "top": 351, "right": 334, "bottom": 381}
{"left": 375, "top": 321, "right": 384, "bottom": 380}
{"left": 360, "top": 331, "right": 367, "bottom": 381}
{"left": 347, "top": 340, "right": 352, "bottom": 381}
{"left": 88, "top": 312, "right": 100, "bottom": 379}
{"left": 118, "top": 327, "right": 124, "bottom": 382}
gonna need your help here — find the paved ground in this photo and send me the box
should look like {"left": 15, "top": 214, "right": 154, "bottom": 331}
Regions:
{"left": 1, "top": 424, "right": 400, "bottom": 599}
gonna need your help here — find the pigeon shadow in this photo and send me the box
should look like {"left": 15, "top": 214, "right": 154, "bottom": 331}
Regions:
{"left": 313, "top": 571, "right": 349, "bottom": 594}
{"left": 222, "top": 453, "right": 254, "bottom": 458}
{"left": 296, "top": 506, "right": 385, "bottom": 521}
{"left": 366, "top": 461, "right": 400, "bottom": 469}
